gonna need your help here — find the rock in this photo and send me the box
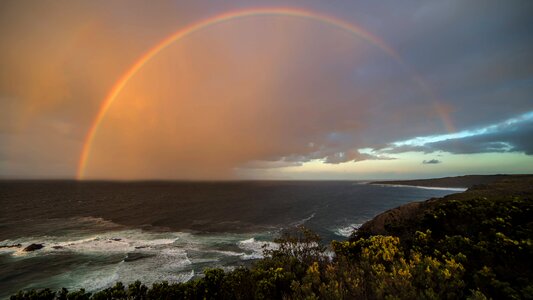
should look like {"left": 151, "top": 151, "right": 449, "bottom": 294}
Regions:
{"left": 0, "top": 244, "right": 21, "bottom": 248}
{"left": 23, "top": 243, "right": 44, "bottom": 252}
{"left": 124, "top": 252, "right": 153, "bottom": 262}
{"left": 356, "top": 201, "right": 430, "bottom": 242}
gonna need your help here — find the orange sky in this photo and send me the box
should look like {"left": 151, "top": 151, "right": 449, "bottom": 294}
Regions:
{"left": 84, "top": 16, "right": 395, "bottom": 179}
{"left": 1, "top": 1, "right": 531, "bottom": 180}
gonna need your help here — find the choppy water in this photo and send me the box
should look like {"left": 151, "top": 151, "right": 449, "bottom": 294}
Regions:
{"left": 0, "top": 180, "right": 461, "bottom": 298}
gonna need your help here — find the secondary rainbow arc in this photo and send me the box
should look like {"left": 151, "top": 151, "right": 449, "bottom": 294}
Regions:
{"left": 77, "top": 7, "right": 453, "bottom": 179}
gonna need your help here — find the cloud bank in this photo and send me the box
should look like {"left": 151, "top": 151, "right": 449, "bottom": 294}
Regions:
{"left": 381, "top": 112, "right": 533, "bottom": 158}
{"left": 423, "top": 159, "right": 441, "bottom": 165}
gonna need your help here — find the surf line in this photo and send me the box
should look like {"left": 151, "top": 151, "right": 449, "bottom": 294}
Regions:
{"left": 77, "top": 7, "right": 453, "bottom": 179}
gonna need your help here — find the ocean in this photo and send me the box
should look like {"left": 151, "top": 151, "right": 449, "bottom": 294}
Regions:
{"left": 0, "top": 180, "right": 462, "bottom": 298}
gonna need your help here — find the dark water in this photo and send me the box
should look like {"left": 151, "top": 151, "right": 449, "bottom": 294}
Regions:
{"left": 0, "top": 180, "right": 461, "bottom": 298}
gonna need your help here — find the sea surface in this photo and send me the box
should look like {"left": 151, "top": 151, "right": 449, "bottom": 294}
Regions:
{"left": 0, "top": 180, "right": 463, "bottom": 298}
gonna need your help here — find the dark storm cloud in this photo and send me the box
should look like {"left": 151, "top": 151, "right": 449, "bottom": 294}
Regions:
{"left": 423, "top": 159, "right": 441, "bottom": 165}
{"left": 381, "top": 114, "right": 533, "bottom": 156}
{"left": 245, "top": 149, "right": 394, "bottom": 169}
{"left": 367, "top": 0, "right": 533, "bottom": 130}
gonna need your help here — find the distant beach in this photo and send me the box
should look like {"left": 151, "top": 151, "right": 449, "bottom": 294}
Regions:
{"left": 370, "top": 174, "right": 530, "bottom": 189}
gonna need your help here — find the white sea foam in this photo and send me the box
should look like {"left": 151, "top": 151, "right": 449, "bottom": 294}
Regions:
{"left": 72, "top": 216, "right": 122, "bottom": 228}
{"left": 5, "top": 230, "right": 180, "bottom": 257}
{"left": 291, "top": 213, "right": 316, "bottom": 227}
{"left": 353, "top": 181, "right": 371, "bottom": 185}
{"left": 237, "top": 237, "right": 278, "bottom": 259}
{"left": 110, "top": 248, "right": 192, "bottom": 285}
{"left": 73, "top": 269, "right": 120, "bottom": 292}
{"left": 209, "top": 249, "right": 246, "bottom": 257}
{"left": 72, "top": 258, "right": 194, "bottom": 292}
{"left": 10, "top": 229, "right": 195, "bottom": 291}
{"left": 1, "top": 217, "right": 276, "bottom": 293}
{"left": 334, "top": 223, "right": 362, "bottom": 237}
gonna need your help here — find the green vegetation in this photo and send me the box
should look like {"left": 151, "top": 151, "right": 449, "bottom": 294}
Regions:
{"left": 11, "top": 177, "right": 533, "bottom": 299}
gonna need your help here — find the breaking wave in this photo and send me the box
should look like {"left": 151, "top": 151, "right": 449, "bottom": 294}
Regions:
{"left": 0, "top": 217, "right": 273, "bottom": 293}
{"left": 333, "top": 223, "right": 362, "bottom": 237}
{"left": 237, "top": 238, "right": 278, "bottom": 260}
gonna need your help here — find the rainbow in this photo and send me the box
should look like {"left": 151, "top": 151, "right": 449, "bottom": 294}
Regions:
{"left": 77, "top": 7, "right": 453, "bottom": 179}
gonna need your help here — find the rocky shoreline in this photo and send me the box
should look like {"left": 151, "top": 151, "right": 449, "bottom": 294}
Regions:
{"left": 359, "top": 174, "right": 533, "bottom": 240}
